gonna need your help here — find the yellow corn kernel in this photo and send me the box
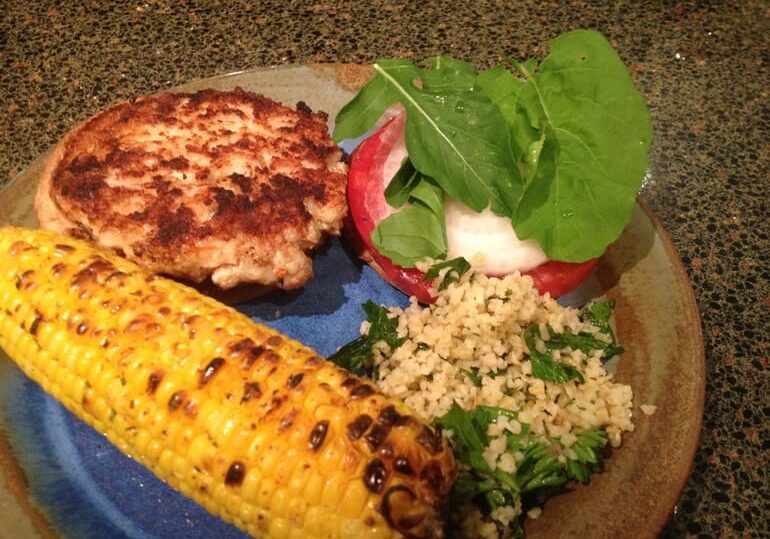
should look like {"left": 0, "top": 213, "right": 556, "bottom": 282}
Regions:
{"left": 132, "top": 429, "right": 152, "bottom": 457}
{"left": 187, "top": 433, "right": 211, "bottom": 466}
{"left": 302, "top": 471, "right": 325, "bottom": 507}
{"left": 286, "top": 459, "right": 311, "bottom": 494}
{"left": 303, "top": 505, "right": 324, "bottom": 533}
{"left": 270, "top": 487, "right": 290, "bottom": 518}
{"left": 255, "top": 476, "right": 277, "bottom": 510}
{"left": 268, "top": 517, "right": 291, "bottom": 539}
{"left": 320, "top": 473, "right": 346, "bottom": 511}
{"left": 237, "top": 501, "right": 255, "bottom": 528}
{"left": 241, "top": 467, "right": 262, "bottom": 503}
{"left": 0, "top": 227, "right": 456, "bottom": 539}
{"left": 285, "top": 494, "right": 307, "bottom": 526}
{"left": 339, "top": 479, "right": 369, "bottom": 519}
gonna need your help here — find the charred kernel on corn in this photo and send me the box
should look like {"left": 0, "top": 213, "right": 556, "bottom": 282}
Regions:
{"left": 286, "top": 372, "right": 304, "bottom": 387}
{"left": 225, "top": 461, "right": 247, "bottom": 486}
{"left": 168, "top": 390, "right": 186, "bottom": 411}
{"left": 241, "top": 381, "right": 261, "bottom": 403}
{"left": 0, "top": 226, "right": 456, "bottom": 539}
{"left": 146, "top": 370, "right": 164, "bottom": 394}
{"left": 364, "top": 459, "right": 388, "bottom": 494}
{"left": 394, "top": 457, "right": 415, "bottom": 476}
{"left": 308, "top": 420, "right": 329, "bottom": 451}
{"left": 199, "top": 357, "right": 226, "bottom": 386}
{"left": 348, "top": 414, "right": 374, "bottom": 440}
{"left": 350, "top": 384, "right": 376, "bottom": 399}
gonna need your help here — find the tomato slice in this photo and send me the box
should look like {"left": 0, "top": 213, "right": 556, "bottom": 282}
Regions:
{"left": 524, "top": 258, "right": 599, "bottom": 298}
{"left": 345, "top": 113, "right": 598, "bottom": 302}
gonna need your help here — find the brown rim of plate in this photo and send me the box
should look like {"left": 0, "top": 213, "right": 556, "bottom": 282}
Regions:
{"left": 634, "top": 196, "right": 705, "bottom": 520}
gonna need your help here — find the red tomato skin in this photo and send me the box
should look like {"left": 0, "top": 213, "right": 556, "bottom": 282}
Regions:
{"left": 346, "top": 113, "right": 405, "bottom": 243}
{"left": 346, "top": 113, "right": 437, "bottom": 303}
{"left": 523, "top": 258, "right": 599, "bottom": 298}
{"left": 346, "top": 113, "right": 599, "bottom": 303}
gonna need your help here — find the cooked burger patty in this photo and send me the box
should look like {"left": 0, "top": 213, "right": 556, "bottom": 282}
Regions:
{"left": 35, "top": 88, "right": 347, "bottom": 290}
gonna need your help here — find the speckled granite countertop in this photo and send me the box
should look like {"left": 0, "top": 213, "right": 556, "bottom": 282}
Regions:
{"left": 1, "top": 1, "right": 767, "bottom": 537}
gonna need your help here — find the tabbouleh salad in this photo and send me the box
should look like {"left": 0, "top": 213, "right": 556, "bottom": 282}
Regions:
{"left": 331, "top": 262, "right": 636, "bottom": 537}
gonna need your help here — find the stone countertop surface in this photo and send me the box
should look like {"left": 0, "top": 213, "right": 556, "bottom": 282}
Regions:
{"left": 0, "top": 1, "right": 767, "bottom": 537}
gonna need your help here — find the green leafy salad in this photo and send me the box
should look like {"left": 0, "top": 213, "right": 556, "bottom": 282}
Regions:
{"left": 333, "top": 29, "right": 652, "bottom": 267}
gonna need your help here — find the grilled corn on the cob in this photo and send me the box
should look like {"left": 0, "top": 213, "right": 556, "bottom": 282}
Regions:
{"left": 0, "top": 226, "right": 456, "bottom": 538}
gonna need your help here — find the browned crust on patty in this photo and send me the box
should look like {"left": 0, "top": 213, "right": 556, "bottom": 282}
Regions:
{"left": 36, "top": 88, "right": 348, "bottom": 292}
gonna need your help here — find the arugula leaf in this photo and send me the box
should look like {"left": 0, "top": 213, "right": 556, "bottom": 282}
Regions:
{"left": 371, "top": 199, "right": 446, "bottom": 267}
{"left": 501, "top": 30, "right": 653, "bottom": 262}
{"left": 524, "top": 326, "right": 585, "bottom": 384}
{"left": 328, "top": 301, "right": 404, "bottom": 371}
{"left": 333, "top": 56, "right": 477, "bottom": 144}
{"left": 419, "top": 55, "right": 478, "bottom": 92}
{"left": 423, "top": 257, "right": 471, "bottom": 290}
{"left": 477, "top": 64, "right": 536, "bottom": 179}
{"left": 373, "top": 58, "right": 521, "bottom": 215}
{"left": 373, "top": 159, "right": 449, "bottom": 267}
{"left": 332, "top": 73, "right": 395, "bottom": 143}
{"left": 384, "top": 158, "right": 422, "bottom": 208}
{"left": 409, "top": 175, "right": 445, "bottom": 216}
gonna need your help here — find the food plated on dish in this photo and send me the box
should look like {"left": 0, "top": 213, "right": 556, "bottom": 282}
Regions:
{"left": 0, "top": 31, "right": 700, "bottom": 539}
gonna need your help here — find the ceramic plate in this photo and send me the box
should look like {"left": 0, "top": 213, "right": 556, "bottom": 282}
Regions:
{"left": 0, "top": 66, "right": 704, "bottom": 539}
